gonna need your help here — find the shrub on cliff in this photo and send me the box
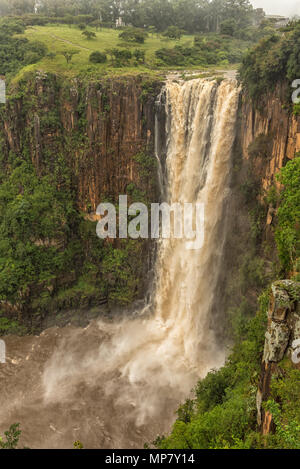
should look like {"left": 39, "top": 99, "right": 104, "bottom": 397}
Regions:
{"left": 275, "top": 156, "right": 300, "bottom": 273}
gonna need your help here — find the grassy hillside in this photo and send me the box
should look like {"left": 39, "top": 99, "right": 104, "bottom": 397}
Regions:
{"left": 11, "top": 23, "right": 249, "bottom": 81}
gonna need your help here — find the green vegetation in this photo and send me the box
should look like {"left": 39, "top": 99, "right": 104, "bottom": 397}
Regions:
{"left": 157, "top": 153, "right": 300, "bottom": 449}
{"left": 0, "top": 149, "right": 150, "bottom": 326}
{"left": 105, "top": 48, "right": 133, "bottom": 67}
{"left": 7, "top": 23, "right": 253, "bottom": 80}
{"left": 61, "top": 49, "right": 79, "bottom": 64}
{"left": 240, "top": 20, "right": 300, "bottom": 104}
{"left": 156, "top": 35, "right": 248, "bottom": 67}
{"left": 0, "top": 0, "right": 298, "bottom": 450}
{"left": 0, "top": 316, "right": 26, "bottom": 335}
{"left": 163, "top": 26, "right": 185, "bottom": 41}
{"left": 0, "top": 0, "right": 274, "bottom": 82}
{"left": 0, "top": 0, "right": 264, "bottom": 36}
{"left": 74, "top": 440, "right": 84, "bottom": 449}
{"left": 89, "top": 51, "right": 107, "bottom": 64}
{"left": 262, "top": 359, "right": 300, "bottom": 449}
{"left": 119, "top": 28, "right": 148, "bottom": 44}
{"left": 0, "top": 74, "right": 159, "bottom": 330}
{"left": 0, "top": 160, "right": 77, "bottom": 305}
{"left": 82, "top": 30, "right": 96, "bottom": 40}
{"left": 0, "top": 18, "right": 47, "bottom": 78}
{"left": 155, "top": 295, "right": 269, "bottom": 449}
{"left": 275, "top": 157, "right": 300, "bottom": 273}
{"left": 0, "top": 424, "right": 21, "bottom": 449}
{"left": 156, "top": 283, "right": 300, "bottom": 449}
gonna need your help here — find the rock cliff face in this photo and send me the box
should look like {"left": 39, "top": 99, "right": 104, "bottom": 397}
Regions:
{"left": 2, "top": 73, "right": 162, "bottom": 212}
{"left": 0, "top": 73, "right": 163, "bottom": 323}
{"left": 239, "top": 86, "right": 300, "bottom": 437}
{"left": 231, "top": 85, "right": 300, "bottom": 273}
{"left": 257, "top": 281, "right": 300, "bottom": 434}
{"left": 241, "top": 84, "right": 300, "bottom": 193}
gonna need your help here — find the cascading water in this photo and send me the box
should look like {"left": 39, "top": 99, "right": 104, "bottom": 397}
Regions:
{"left": 0, "top": 78, "right": 240, "bottom": 449}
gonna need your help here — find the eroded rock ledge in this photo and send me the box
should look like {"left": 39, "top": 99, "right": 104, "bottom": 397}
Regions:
{"left": 257, "top": 280, "right": 300, "bottom": 434}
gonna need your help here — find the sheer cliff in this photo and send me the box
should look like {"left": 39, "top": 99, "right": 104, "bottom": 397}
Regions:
{"left": 0, "top": 73, "right": 162, "bottom": 330}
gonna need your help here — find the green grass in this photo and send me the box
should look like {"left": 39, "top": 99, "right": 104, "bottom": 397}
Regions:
{"left": 14, "top": 24, "right": 195, "bottom": 79}
{"left": 13, "top": 24, "right": 240, "bottom": 81}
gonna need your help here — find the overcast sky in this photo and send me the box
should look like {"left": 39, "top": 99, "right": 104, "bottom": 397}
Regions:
{"left": 251, "top": 0, "right": 300, "bottom": 16}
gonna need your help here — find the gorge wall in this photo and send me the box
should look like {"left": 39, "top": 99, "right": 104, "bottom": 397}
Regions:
{"left": 241, "top": 83, "right": 300, "bottom": 190}
{"left": 0, "top": 73, "right": 163, "bottom": 328}
{"left": 3, "top": 73, "right": 161, "bottom": 211}
{"left": 238, "top": 86, "right": 300, "bottom": 438}
{"left": 213, "top": 81, "right": 300, "bottom": 348}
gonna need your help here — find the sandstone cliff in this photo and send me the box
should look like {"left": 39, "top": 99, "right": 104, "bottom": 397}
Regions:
{"left": 2, "top": 73, "right": 162, "bottom": 211}
{"left": 240, "top": 83, "right": 300, "bottom": 192}
{"left": 239, "top": 86, "right": 300, "bottom": 438}
{"left": 0, "top": 73, "right": 163, "bottom": 325}
{"left": 257, "top": 280, "right": 300, "bottom": 435}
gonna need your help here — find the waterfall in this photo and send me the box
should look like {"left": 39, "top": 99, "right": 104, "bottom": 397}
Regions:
{"left": 0, "top": 78, "right": 240, "bottom": 449}
{"left": 153, "top": 78, "right": 240, "bottom": 373}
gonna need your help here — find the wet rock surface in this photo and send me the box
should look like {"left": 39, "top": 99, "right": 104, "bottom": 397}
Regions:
{"left": 257, "top": 280, "right": 300, "bottom": 433}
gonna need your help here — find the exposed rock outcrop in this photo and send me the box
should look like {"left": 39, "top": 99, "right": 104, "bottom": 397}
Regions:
{"left": 257, "top": 280, "right": 300, "bottom": 434}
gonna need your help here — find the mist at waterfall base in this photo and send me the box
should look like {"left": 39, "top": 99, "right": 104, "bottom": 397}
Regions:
{"left": 0, "top": 79, "right": 240, "bottom": 449}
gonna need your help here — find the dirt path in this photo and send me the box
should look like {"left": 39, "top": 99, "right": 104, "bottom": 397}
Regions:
{"left": 50, "top": 34, "right": 91, "bottom": 51}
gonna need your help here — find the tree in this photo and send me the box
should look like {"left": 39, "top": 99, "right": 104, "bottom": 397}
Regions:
{"left": 106, "top": 48, "right": 132, "bottom": 66}
{"left": 163, "top": 26, "right": 184, "bottom": 40}
{"left": 61, "top": 49, "right": 79, "bottom": 63}
{"left": 133, "top": 49, "right": 145, "bottom": 64}
{"left": 82, "top": 30, "right": 97, "bottom": 40}
{"left": 89, "top": 50, "right": 107, "bottom": 63}
{"left": 3, "top": 0, "right": 35, "bottom": 15}
{"left": 119, "top": 28, "right": 148, "bottom": 44}
{"left": 0, "top": 0, "right": 11, "bottom": 16}
{"left": 220, "top": 18, "right": 237, "bottom": 36}
{"left": 224, "top": 0, "right": 253, "bottom": 29}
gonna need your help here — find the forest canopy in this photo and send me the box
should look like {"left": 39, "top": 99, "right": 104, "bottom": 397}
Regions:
{"left": 0, "top": 0, "right": 264, "bottom": 34}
